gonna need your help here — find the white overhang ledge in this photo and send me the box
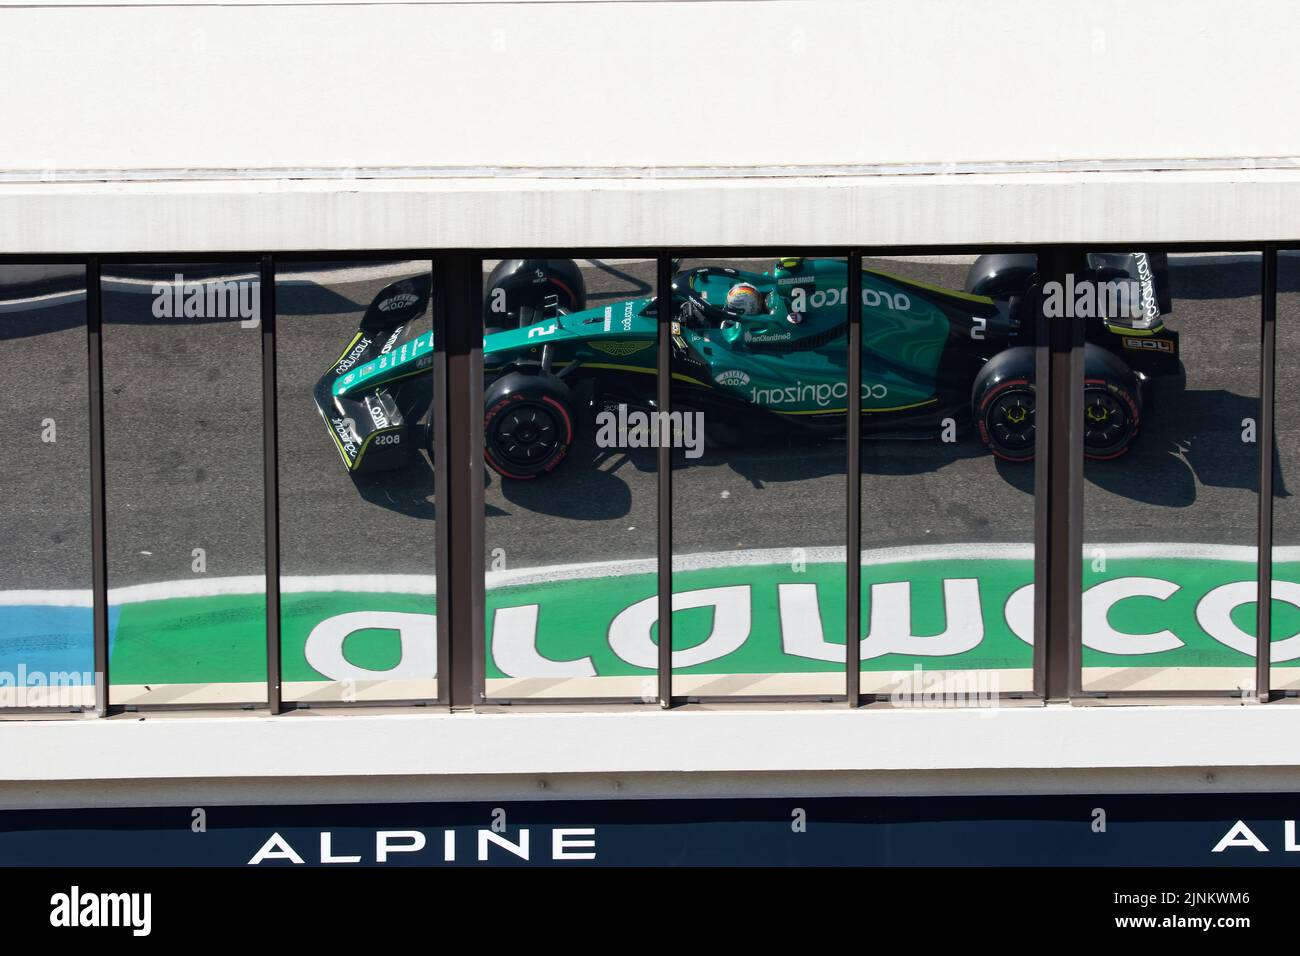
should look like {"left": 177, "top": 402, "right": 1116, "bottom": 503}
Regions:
{"left": 2, "top": 167, "right": 1300, "bottom": 253}
{"left": 3, "top": 705, "right": 1299, "bottom": 782}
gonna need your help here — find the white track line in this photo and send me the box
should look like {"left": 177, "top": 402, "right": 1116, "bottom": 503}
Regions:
{"left": 0, "top": 542, "right": 1281, "bottom": 608}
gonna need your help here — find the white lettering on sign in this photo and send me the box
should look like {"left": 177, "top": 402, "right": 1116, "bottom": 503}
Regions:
{"left": 303, "top": 611, "right": 437, "bottom": 680}
{"left": 1197, "top": 579, "right": 1300, "bottom": 661}
{"left": 608, "top": 586, "right": 751, "bottom": 668}
{"left": 1083, "top": 577, "right": 1183, "bottom": 654}
{"left": 492, "top": 604, "right": 596, "bottom": 677}
{"left": 292, "top": 565, "right": 1300, "bottom": 687}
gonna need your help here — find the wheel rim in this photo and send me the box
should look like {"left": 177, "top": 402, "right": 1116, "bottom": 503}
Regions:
{"left": 492, "top": 403, "right": 561, "bottom": 467}
{"left": 1083, "top": 387, "right": 1132, "bottom": 454}
{"left": 987, "top": 388, "right": 1036, "bottom": 455}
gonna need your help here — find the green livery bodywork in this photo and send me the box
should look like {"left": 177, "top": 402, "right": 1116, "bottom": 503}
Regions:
{"left": 337, "top": 257, "right": 1005, "bottom": 431}
{"left": 317, "top": 253, "right": 1179, "bottom": 478}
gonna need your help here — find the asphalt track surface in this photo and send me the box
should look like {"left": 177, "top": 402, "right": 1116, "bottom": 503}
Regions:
{"left": 2, "top": 253, "right": 1297, "bottom": 593}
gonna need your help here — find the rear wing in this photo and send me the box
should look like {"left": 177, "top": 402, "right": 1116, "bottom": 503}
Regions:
{"left": 1086, "top": 251, "right": 1172, "bottom": 330}
{"left": 967, "top": 251, "right": 1172, "bottom": 331}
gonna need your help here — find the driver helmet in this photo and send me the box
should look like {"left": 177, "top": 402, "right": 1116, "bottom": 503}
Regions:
{"left": 725, "top": 282, "right": 764, "bottom": 316}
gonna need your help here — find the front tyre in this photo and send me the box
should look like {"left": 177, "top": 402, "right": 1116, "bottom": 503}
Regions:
{"left": 484, "top": 371, "right": 574, "bottom": 479}
{"left": 972, "top": 346, "right": 1037, "bottom": 462}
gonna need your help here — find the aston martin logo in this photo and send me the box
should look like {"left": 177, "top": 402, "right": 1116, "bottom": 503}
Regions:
{"left": 590, "top": 340, "right": 654, "bottom": 357}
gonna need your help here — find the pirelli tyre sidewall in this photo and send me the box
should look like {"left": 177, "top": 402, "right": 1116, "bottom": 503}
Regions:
{"left": 1083, "top": 345, "right": 1142, "bottom": 461}
{"left": 972, "top": 346, "right": 1037, "bottom": 462}
{"left": 483, "top": 371, "right": 575, "bottom": 479}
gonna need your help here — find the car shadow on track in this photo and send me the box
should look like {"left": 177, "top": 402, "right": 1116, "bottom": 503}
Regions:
{"left": 352, "top": 461, "right": 437, "bottom": 520}
{"left": 489, "top": 440, "right": 656, "bottom": 520}
{"left": 689, "top": 433, "right": 1035, "bottom": 495}
{"left": 490, "top": 430, "right": 1030, "bottom": 520}
{"left": 474, "top": 384, "right": 1289, "bottom": 521}
{"left": 1084, "top": 386, "right": 1287, "bottom": 507}
{"left": 275, "top": 284, "right": 365, "bottom": 316}
{"left": 858, "top": 438, "right": 1035, "bottom": 495}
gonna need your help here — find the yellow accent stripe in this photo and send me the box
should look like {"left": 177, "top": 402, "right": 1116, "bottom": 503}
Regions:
{"left": 318, "top": 409, "right": 352, "bottom": 465}
{"left": 770, "top": 397, "right": 940, "bottom": 416}
{"left": 582, "top": 361, "right": 655, "bottom": 375}
{"left": 561, "top": 360, "right": 708, "bottom": 387}
{"left": 867, "top": 270, "right": 994, "bottom": 306}
{"left": 1106, "top": 322, "right": 1165, "bottom": 336}
{"left": 348, "top": 426, "right": 404, "bottom": 471}
{"left": 333, "top": 425, "right": 404, "bottom": 472}
{"left": 365, "top": 367, "right": 427, "bottom": 389}
{"left": 318, "top": 402, "right": 404, "bottom": 473}
{"left": 330, "top": 332, "right": 364, "bottom": 368}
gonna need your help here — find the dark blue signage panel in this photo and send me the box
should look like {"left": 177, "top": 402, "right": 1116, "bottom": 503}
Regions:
{"left": 3, "top": 793, "right": 1299, "bottom": 867}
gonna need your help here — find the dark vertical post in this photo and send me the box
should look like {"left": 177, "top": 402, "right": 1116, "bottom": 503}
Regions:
{"left": 846, "top": 253, "right": 862, "bottom": 706}
{"left": 1032, "top": 263, "right": 1051, "bottom": 699}
{"left": 1039, "top": 246, "right": 1086, "bottom": 702}
{"left": 431, "top": 256, "right": 453, "bottom": 706}
{"left": 87, "top": 258, "right": 109, "bottom": 716}
{"left": 657, "top": 254, "right": 674, "bottom": 708}
{"left": 438, "top": 252, "right": 482, "bottom": 709}
{"left": 1256, "top": 245, "right": 1277, "bottom": 702}
{"left": 260, "top": 255, "right": 282, "bottom": 714}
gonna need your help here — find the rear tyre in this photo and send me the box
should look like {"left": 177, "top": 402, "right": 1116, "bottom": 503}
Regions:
{"left": 1082, "top": 344, "right": 1142, "bottom": 460}
{"left": 483, "top": 371, "right": 574, "bottom": 479}
{"left": 1082, "top": 379, "right": 1141, "bottom": 459}
{"left": 483, "top": 259, "right": 586, "bottom": 329}
{"left": 964, "top": 253, "right": 1037, "bottom": 298}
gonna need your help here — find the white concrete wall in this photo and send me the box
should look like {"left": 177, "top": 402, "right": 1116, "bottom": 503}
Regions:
{"left": 3, "top": 0, "right": 1297, "bottom": 175}
{"left": 11, "top": 765, "right": 1300, "bottom": 811}
{"left": 4, "top": 705, "right": 1300, "bottom": 806}
{"left": 0, "top": 0, "right": 1297, "bottom": 249}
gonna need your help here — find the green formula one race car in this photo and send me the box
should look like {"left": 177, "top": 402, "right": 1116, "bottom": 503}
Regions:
{"left": 315, "top": 254, "right": 1182, "bottom": 480}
